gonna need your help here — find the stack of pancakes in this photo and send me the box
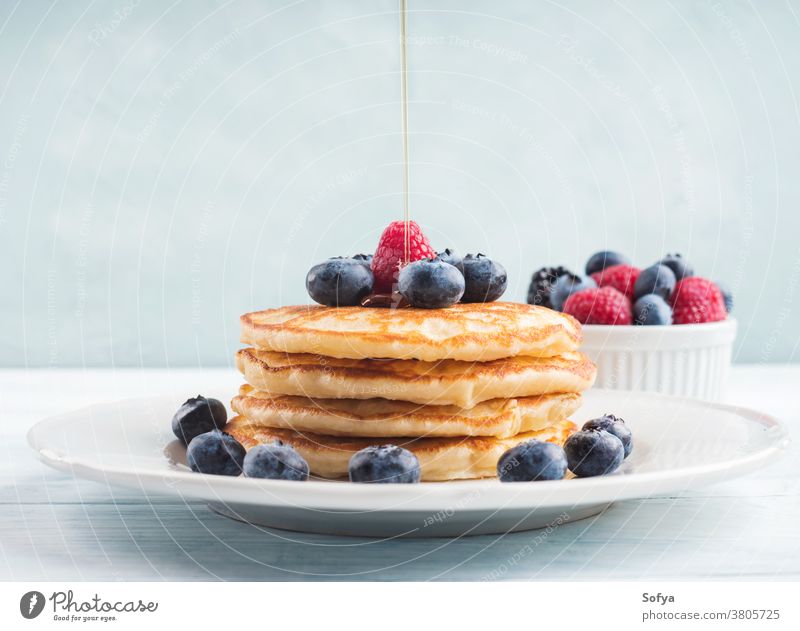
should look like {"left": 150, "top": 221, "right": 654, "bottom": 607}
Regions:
{"left": 226, "top": 302, "right": 596, "bottom": 481}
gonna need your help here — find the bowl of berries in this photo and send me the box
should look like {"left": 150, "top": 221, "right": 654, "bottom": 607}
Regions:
{"left": 528, "top": 251, "right": 737, "bottom": 401}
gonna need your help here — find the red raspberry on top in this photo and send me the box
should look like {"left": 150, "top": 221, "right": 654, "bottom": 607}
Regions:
{"left": 563, "top": 286, "right": 633, "bottom": 325}
{"left": 371, "top": 220, "right": 435, "bottom": 292}
{"left": 670, "top": 277, "right": 727, "bottom": 324}
{"left": 591, "top": 264, "right": 640, "bottom": 300}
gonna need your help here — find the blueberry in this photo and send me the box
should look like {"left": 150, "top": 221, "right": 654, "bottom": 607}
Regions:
{"left": 398, "top": 258, "right": 465, "bottom": 308}
{"left": 582, "top": 414, "right": 633, "bottom": 458}
{"left": 352, "top": 253, "right": 373, "bottom": 268}
{"left": 460, "top": 254, "right": 508, "bottom": 303}
{"left": 633, "top": 294, "right": 672, "bottom": 325}
{"left": 659, "top": 253, "right": 694, "bottom": 281}
{"left": 716, "top": 281, "right": 733, "bottom": 313}
{"left": 171, "top": 395, "right": 228, "bottom": 445}
{"left": 585, "top": 250, "right": 630, "bottom": 276}
{"left": 564, "top": 429, "right": 624, "bottom": 477}
{"left": 634, "top": 263, "right": 676, "bottom": 300}
{"left": 243, "top": 441, "right": 309, "bottom": 481}
{"left": 436, "top": 248, "right": 463, "bottom": 273}
{"left": 549, "top": 273, "right": 596, "bottom": 311}
{"left": 348, "top": 445, "right": 421, "bottom": 483}
{"left": 306, "top": 257, "right": 373, "bottom": 306}
{"left": 497, "top": 440, "right": 567, "bottom": 482}
{"left": 186, "top": 430, "right": 245, "bottom": 476}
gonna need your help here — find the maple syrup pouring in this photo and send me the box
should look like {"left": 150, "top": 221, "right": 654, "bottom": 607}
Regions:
{"left": 399, "top": 0, "right": 410, "bottom": 264}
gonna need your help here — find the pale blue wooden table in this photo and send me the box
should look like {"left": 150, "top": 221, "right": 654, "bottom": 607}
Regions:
{"left": 1, "top": 365, "right": 797, "bottom": 581}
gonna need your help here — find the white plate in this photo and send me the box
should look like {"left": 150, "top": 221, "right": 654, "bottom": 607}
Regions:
{"left": 27, "top": 390, "right": 788, "bottom": 537}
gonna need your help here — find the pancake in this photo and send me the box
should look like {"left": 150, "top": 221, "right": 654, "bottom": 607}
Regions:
{"left": 236, "top": 347, "right": 596, "bottom": 408}
{"left": 231, "top": 384, "right": 581, "bottom": 438}
{"left": 226, "top": 416, "right": 577, "bottom": 481}
{"left": 240, "top": 302, "right": 581, "bottom": 361}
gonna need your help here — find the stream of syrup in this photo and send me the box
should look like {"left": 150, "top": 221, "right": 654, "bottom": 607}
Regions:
{"left": 399, "top": 0, "right": 410, "bottom": 264}
{"left": 361, "top": 1, "right": 412, "bottom": 309}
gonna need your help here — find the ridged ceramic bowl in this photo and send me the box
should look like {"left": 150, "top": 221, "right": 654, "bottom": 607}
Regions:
{"left": 581, "top": 319, "right": 737, "bottom": 401}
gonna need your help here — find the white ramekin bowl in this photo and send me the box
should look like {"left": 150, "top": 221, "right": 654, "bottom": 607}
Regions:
{"left": 580, "top": 319, "right": 737, "bottom": 401}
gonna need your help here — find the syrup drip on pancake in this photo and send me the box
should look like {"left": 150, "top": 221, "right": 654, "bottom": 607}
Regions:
{"left": 360, "top": 292, "right": 410, "bottom": 308}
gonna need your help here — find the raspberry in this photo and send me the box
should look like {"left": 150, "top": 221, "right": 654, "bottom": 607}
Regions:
{"left": 563, "top": 286, "right": 633, "bottom": 325}
{"left": 371, "top": 220, "right": 435, "bottom": 292}
{"left": 591, "top": 264, "right": 640, "bottom": 300}
{"left": 670, "top": 277, "right": 727, "bottom": 324}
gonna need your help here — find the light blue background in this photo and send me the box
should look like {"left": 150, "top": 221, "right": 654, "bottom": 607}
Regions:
{"left": 2, "top": 0, "right": 799, "bottom": 367}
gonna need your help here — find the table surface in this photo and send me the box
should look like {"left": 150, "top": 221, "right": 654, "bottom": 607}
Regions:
{"left": 1, "top": 365, "right": 797, "bottom": 581}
